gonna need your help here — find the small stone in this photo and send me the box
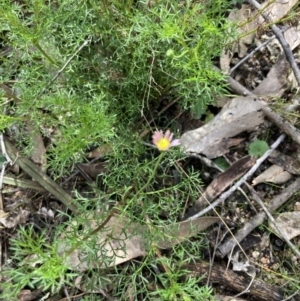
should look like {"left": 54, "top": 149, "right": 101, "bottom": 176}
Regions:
{"left": 294, "top": 202, "right": 300, "bottom": 211}
{"left": 261, "top": 257, "right": 270, "bottom": 264}
{"left": 252, "top": 251, "right": 260, "bottom": 259}
{"left": 292, "top": 255, "right": 298, "bottom": 263}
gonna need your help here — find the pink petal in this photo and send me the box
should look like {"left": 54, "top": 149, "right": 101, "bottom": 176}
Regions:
{"left": 152, "top": 130, "right": 163, "bottom": 144}
{"left": 165, "top": 130, "right": 171, "bottom": 140}
{"left": 153, "top": 130, "right": 160, "bottom": 137}
{"left": 170, "top": 139, "right": 181, "bottom": 147}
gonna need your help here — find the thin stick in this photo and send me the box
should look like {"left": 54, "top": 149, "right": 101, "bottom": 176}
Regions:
{"left": 0, "top": 134, "right": 12, "bottom": 191}
{"left": 281, "top": 290, "right": 300, "bottom": 301}
{"left": 247, "top": 184, "right": 300, "bottom": 258}
{"left": 176, "top": 161, "right": 250, "bottom": 260}
{"left": 0, "top": 134, "right": 12, "bottom": 165}
{"left": 187, "top": 153, "right": 223, "bottom": 171}
{"left": 248, "top": 0, "right": 300, "bottom": 86}
{"left": 223, "top": 72, "right": 300, "bottom": 146}
{"left": 234, "top": 274, "right": 255, "bottom": 298}
{"left": 218, "top": 177, "right": 300, "bottom": 257}
{"left": 187, "top": 133, "right": 286, "bottom": 220}
{"left": 35, "top": 36, "right": 92, "bottom": 100}
{"left": 230, "top": 33, "right": 278, "bottom": 74}
{"left": 262, "top": 106, "right": 300, "bottom": 145}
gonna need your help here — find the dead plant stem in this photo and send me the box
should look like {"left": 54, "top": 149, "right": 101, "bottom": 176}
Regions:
{"left": 187, "top": 133, "right": 286, "bottom": 221}
{"left": 248, "top": 0, "right": 300, "bottom": 86}
{"left": 247, "top": 184, "right": 300, "bottom": 258}
{"left": 218, "top": 177, "right": 300, "bottom": 257}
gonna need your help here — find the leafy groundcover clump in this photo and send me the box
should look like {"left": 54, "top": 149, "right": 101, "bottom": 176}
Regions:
{"left": 0, "top": 0, "right": 238, "bottom": 300}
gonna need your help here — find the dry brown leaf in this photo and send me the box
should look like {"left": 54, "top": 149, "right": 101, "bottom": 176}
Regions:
{"left": 253, "top": 25, "right": 300, "bottom": 96}
{"left": 58, "top": 215, "right": 222, "bottom": 271}
{"left": 261, "top": 0, "right": 298, "bottom": 23}
{"left": 252, "top": 164, "right": 292, "bottom": 185}
{"left": 294, "top": 202, "right": 300, "bottom": 211}
{"left": 76, "top": 162, "right": 107, "bottom": 179}
{"left": 268, "top": 150, "right": 300, "bottom": 175}
{"left": 0, "top": 208, "right": 30, "bottom": 228}
{"left": 180, "top": 97, "right": 266, "bottom": 158}
{"left": 220, "top": 49, "right": 232, "bottom": 73}
{"left": 253, "top": 54, "right": 289, "bottom": 97}
{"left": 269, "top": 211, "right": 300, "bottom": 240}
{"left": 0, "top": 209, "right": 9, "bottom": 219}
{"left": 87, "top": 144, "right": 112, "bottom": 158}
{"left": 223, "top": 0, "right": 298, "bottom": 65}
{"left": 26, "top": 123, "right": 47, "bottom": 171}
{"left": 215, "top": 295, "right": 248, "bottom": 301}
{"left": 17, "top": 289, "right": 43, "bottom": 301}
{"left": 228, "top": 4, "right": 264, "bottom": 58}
{"left": 59, "top": 216, "right": 146, "bottom": 271}
{"left": 184, "top": 155, "right": 256, "bottom": 219}
{"left": 74, "top": 275, "right": 106, "bottom": 293}
{"left": 156, "top": 216, "right": 222, "bottom": 249}
{"left": 284, "top": 26, "right": 300, "bottom": 50}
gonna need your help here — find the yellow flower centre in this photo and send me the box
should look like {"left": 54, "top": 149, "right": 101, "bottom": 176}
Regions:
{"left": 156, "top": 137, "right": 170, "bottom": 151}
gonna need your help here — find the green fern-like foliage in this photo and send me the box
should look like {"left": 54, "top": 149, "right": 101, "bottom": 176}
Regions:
{"left": 1, "top": 225, "right": 77, "bottom": 300}
{"left": 0, "top": 114, "right": 19, "bottom": 131}
{"left": 0, "top": 0, "right": 237, "bottom": 173}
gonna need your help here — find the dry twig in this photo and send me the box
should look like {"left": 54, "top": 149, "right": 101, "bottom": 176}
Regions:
{"left": 0, "top": 134, "right": 12, "bottom": 191}
{"left": 4, "top": 137, "right": 78, "bottom": 213}
{"left": 248, "top": 0, "right": 300, "bottom": 86}
{"left": 187, "top": 134, "right": 286, "bottom": 221}
{"left": 218, "top": 177, "right": 300, "bottom": 257}
{"left": 230, "top": 26, "right": 289, "bottom": 74}
{"left": 184, "top": 261, "right": 283, "bottom": 301}
{"left": 247, "top": 184, "right": 300, "bottom": 258}
{"left": 184, "top": 155, "right": 256, "bottom": 219}
{"left": 34, "top": 36, "right": 92, "bottom": 102}
{"left": 224, "top": 72, "right": 300, "bottom": 146}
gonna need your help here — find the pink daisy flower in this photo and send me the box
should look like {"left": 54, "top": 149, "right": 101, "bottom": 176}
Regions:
{"left": 152, "top": 129, "right": 181, "bottom": 151}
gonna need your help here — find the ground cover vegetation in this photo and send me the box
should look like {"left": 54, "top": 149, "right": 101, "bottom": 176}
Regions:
{"left": 1, "top": 0, "right": 300, "bottom": 300}
{"left": 0, "top": 0, "right": 238, "bottom": 299}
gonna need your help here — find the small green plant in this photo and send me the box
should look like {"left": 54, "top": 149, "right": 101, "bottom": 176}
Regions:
{"left": 248, "top": 139, "right": 270, "bottom": 158}
{"left": 214, "top": 157, "right": 230, "bottom": 170}
{"left": 1, "top": 0, "right": 240, "bottom": 299}
{"left": 0, "top": 114, "right": 20, "bottom": 131}
{"left": 0, "top": 0, "right": 238, "bottom": 172}
{"left": 1, "top": 225, "right": 77, "bottom": 300}
{"left": 154, "top": 248, "right": 214, "bottom": 301}
{"left": 1, "top": 137, "right": 212, "bottom": 300}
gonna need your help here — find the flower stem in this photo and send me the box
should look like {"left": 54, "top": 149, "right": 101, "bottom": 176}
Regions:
{"left": 64, "top": 152, "right": 165, "bottom": 257}
{"left": 137, "top": 151, "right": 165, "bottom": 196}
